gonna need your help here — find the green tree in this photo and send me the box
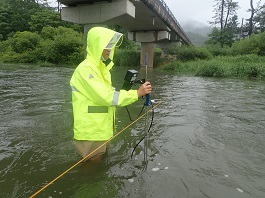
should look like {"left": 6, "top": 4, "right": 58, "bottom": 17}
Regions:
{"left": 0, "top": 0, "right": 40, "bottom": 39}
{"left": 253, "top": 1, "right": 265, "bottom": 33}
{"left": 208, "top": 0, "right": 239, "bottom": 47}
{"left": 0, "top": 6, "right": 12, "bottom": 40}
{"left": 29, "top": 8, "right": 61, "bottom": 33}
{"left": 210, "top": 0, "right": 239, "bottom": 29}
{"left": 246, "top": 0, "right": 264, "bottom": 35}
{"left": 0, "top": 0, "right": 82, "bottom": 40}
{"left": 205, "top": 27, "right": 221, "bottom": 46}
{"left": 206, "top": 27, "right": 236, "bottom": 48}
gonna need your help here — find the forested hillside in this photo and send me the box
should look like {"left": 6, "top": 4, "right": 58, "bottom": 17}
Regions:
{"left": 181, "top": 20, "right": 212, "bottom": 46}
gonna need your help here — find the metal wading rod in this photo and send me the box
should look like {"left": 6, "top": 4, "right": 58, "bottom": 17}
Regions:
{"left": 144, "top": 53, "right": 151, "bottom": 163}
{"left": 143, "top": 109, "right": 147, "bottom": 162}
{"left": 29, "top": 102, "right": 162, "bottom": 198}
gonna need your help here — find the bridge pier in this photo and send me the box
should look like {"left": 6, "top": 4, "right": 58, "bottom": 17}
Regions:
{"left": 128, "top": 31, "right": 170, "bottom": 67}
{"left": 140, "top": 43, "right": 154, "bottom": 67}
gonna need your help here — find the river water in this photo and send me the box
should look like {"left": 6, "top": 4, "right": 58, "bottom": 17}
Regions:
{"left": 0, "top": 63, "right": 265, "bottom": 198}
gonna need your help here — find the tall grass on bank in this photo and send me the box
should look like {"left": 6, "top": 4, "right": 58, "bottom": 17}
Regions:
{"left": 163, "top": 54, "right": 265, "bottom": 79}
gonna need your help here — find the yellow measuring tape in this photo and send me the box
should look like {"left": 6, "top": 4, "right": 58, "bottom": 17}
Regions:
{"left": 30, "top": 102, "right": 161, "bottom": 197}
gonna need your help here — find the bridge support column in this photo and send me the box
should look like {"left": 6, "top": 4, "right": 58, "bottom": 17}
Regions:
{"left": 140, "top": 43, "right": 154, "bottom": 67}
{"left": 128, "top": 31, "right": 170, "bottom": 67}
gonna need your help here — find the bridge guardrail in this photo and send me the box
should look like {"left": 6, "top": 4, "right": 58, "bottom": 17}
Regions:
{"left": 141, "top": 0, "right": 192, "bottom": 45}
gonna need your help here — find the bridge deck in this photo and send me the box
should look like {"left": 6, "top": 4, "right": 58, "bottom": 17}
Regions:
{"left": 58, "top": 0, "right": 192, "bottom": 45}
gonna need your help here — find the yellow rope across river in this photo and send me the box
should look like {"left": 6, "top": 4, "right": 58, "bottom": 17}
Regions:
{"left": 30, "top": 101, "right": 161, "bottom": 198}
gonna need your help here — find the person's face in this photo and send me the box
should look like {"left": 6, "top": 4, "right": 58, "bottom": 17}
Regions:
{"left": 102, "top": 49, "right": 111, "bottom": 60}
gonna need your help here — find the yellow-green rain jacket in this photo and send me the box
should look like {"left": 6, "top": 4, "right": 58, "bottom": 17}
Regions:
{"left": 70, "top": 27, "right": 138, "bottom": 141}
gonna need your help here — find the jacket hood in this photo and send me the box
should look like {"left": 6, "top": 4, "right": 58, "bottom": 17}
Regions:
{"left": 86, "top": 27, "right": 123, "bottom": 67}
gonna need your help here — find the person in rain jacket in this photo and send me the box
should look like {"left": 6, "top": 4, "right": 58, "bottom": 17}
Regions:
{"left": 70, "top": 27, "right": 152, "bottom": 161}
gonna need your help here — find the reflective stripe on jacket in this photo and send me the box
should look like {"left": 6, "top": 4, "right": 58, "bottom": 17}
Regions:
{"left": 70, "top": 27, "right": 138, "bottom": 141}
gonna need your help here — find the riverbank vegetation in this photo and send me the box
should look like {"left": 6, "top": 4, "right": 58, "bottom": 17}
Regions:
{"left": 163, "top": 54, "right": 265, "bottom": 78}
{"left": 163, "top": 32, "right": 265, "bottom": 78}
{"left": 0, "top": 0, "right": 265, "bottom": 79}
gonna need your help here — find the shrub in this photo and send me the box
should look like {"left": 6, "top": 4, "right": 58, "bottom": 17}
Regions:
{"left": 231, "top": 32, "right": 265, "bottom": 56}
{"left": 162, "top": 55, "right": 265, "bottom": 79}
{"left": 153, "top": 49, "right": 165, "bottom": 66}
{"left": 114, "top": 49, "right": 140, "bottom": 66}
{"left": 205, "top": 44, "right": 232, "bottom": 56}
{"left": 168, "top": 46, "right": 212, "bottom": 61}
{"left": 10, "top": 31, "right": 41, "bottom": 54}
{"left": 256, "top": 32, "right": 265, "bottom": 56}
{"left": 38, "top": 26, "right": 84, "bottom": 64}
{"left": 163, "top": 61, "right": 178, "bottom": 71}
{"left": 0, "top": 31, "right": 41, "bottom": 63}
{"left": 195, "top": 60, "right": 226, "bottom": 77}
{"left": 0, "top": 27, "right": 84, "bottom": 65}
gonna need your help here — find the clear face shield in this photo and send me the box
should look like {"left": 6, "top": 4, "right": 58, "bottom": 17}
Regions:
{"left": 105, "top": 32, "right": 123, "bottom": 50}
{"left": 101, "top": 32, "right": 123, "bottom": 63}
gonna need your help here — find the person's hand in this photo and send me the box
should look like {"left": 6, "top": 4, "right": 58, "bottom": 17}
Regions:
{"left": 137, "top": 81, "right": 152, "bottom": 97}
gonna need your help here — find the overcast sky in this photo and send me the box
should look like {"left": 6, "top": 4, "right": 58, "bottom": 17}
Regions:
{"left": 164, "top": 0, "right": 260, "bottom": 26}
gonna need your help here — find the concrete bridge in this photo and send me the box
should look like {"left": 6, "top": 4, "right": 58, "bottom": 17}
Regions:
{"left": 58, "top": 0, "right": 192, "bottom": 67}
